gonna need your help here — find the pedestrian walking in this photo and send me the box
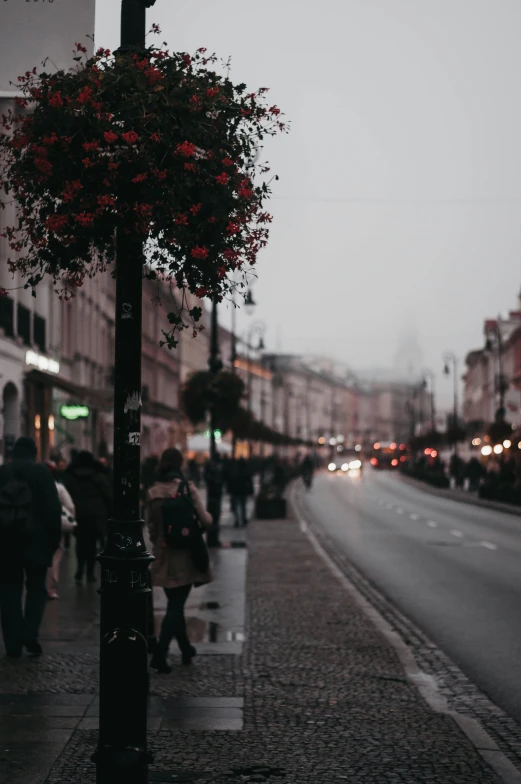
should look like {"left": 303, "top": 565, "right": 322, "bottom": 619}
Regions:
{"left": 228, "top": 458, "right": 254, "bottom": 527}
{"left": 45, "top": 462, "right": 77, "bottom": 600}
{"left": 0, "top": 437, "right": 61, "bottom": 657}
{"left": 146, "top": 448, "right": 212, "bottom": 674}
{"left": 204, "top": 453, "right": 224, "bottom": 548}
{"left": 61, "top": 450, "right": 112, "bottom": 584}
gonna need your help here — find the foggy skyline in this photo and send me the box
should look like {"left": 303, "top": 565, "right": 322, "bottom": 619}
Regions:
{"left": 93, "top": 0, "right": 521, "bottom": 408}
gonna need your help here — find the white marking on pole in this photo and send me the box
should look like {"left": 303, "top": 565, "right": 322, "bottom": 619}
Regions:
{"left": 410, "top": 513, "right": 420, "bottom": 520}
{"left": 480, "top": 541, "right": 497, "bottom": 550}
{"left": 427, "top": 521, "right": 438, "bottom": 528}
{"left": 450, "top": 530, "right": 463, "bottom": 538}
{"left": 124, "top": 391, "right": 142, "bottom": 413}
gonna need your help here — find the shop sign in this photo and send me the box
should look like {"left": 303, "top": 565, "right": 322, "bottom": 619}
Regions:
{"left": 0, "top": 0, "right": 96, "bottom": 94}
{"left": 60, "top": 404, "right": 90, "bottom": 421}
{"left": 25, "top": 350, "right": 60, "bottom": 374}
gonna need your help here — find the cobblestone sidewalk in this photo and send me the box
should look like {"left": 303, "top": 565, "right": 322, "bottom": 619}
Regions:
{"left": 38, "top": 514, "right": 504, "bottom": 784}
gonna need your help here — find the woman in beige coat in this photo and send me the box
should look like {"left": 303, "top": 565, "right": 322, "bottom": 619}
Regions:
{"left": 147, "top": 448, "right": 212, "bottom": 673}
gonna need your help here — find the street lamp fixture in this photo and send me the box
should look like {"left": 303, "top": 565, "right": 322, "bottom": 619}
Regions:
{"left": 244, "top": 288, "right": 256, "bottom": 315}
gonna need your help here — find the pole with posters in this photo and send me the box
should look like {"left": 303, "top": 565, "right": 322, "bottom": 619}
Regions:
{"left": 94, "top": 3, "right": 156, "bottom": 783}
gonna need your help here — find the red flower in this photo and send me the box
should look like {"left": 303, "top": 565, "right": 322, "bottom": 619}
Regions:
{"left": 238, "top": 184, "right": 253, "bottom": 200}
{"left": 182, "top": 54, "right": 192, "bottom": 66}
{"left": 190, "top": 203, "right": 202, "bottom": 216}
{"left": 207, "top": 216, "right": 217, "bottom": 224}
{"left": 49, "top": 92, "right": 64, "bottom": 108}
{"left": 222, "top": 157, "right": 234, "bottom": 167}
{"left": 75, "top": 42, "right": 88, "bottom": 54}
{"left": 97, "top": 194, "right": 115, "bottom": 208}
{"left": 35, "top": 157, "right": 52, "bottom": 176}
{"left": 226, "top": 222, "right": 240, "bottom": 235}
{"left": 176, "top": 141, "right": 196, "bottom": 158}
{"left": 122, "top": 130, "right": 139, "bottom": 144}
{"left": 131, "top": 173, "right": 147, "bottom": 183}
{"left": 82, "top": 158, "right": 95, "bottom": 168}
{"left": 145, "top": 67, "right": 163, "bottom": 85}
{"left": 191, "top": 246, "right": 209, "bottom": 260}
{"left": 62, "top": 180, "right": 83, "bottom": 202}
{"left": 74, "top": 212, "right": 95, "bottom": 227}
{"left": 216, "top": 172, "right": 229, "bottom": 185}
{"left": 175, "top": 214, "right": 188, "bottom": 225}
{"left": 153, "top": 169, "right": 167, "bottom": 180}
{"left": 45, "top": 214, "right": 68, "bottom": 234}
{"left": 104, "top": 131, "right": 118, "bottom": 144}
{"left": 217, "top": 265, "right": 227, "bottom": 279}
{"left": 83, "top": 140, "right": 99, "bottom": 152}
{"left": 108, "top": 162, "right": 119, "bottom": 171}
{"left": 77, "top": 86, "right": 94, "bottom": 105}
{"left": 206, "top": 86, "right": 219, "bottom": 97}
{"left": 43, "top": 133, "right": 59, "bottom": 146}
{"left": 92, "top": 101, "right": 103, "bottom": 112}
{"left": 184, "top": 163, "right": 196, "bottom": 172}
{"left": 269, "top": 105, "right": 281, "bottom": 115}
{"left": 0, "top": 288, "right": 8, "bottom": 298}
{"left": 150, "top": 133, "right": 160, "bottom": 143}
{"left": 195, "top": 286, "right": 210, "bottom": 298}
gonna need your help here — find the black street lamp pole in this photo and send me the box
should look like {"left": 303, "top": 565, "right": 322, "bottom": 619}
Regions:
{"left": 94, "top": 3, "right": 156, "bottom": 783}
{"left": 423, "top": 371, "right": 436, "bottom": 431}
{"left": 208, "top": 299, "right": 222, "bottom": 462}
{"left": 230, "top": 293, "right": 237, "bottom": 457}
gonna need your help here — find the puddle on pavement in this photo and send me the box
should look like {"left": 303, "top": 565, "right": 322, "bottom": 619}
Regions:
{"left": 184, "top": 617, "right": 245, "bottom": 643}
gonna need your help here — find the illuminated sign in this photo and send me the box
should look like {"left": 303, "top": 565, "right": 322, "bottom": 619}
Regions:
{"left": 25, "top": 350, "right": 60, "bottom": 374}
{"left": 60, "top": 404, "right": 90, "bottom": 421}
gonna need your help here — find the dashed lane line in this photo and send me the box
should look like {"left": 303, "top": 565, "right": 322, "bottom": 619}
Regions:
{"left": 427, "top": 521, "right": 438, "bottom": 528}
{"left": 480, "top": 541, "right": 498, "bottom": 551}
{"left": 450, "top": 530, "right": 464, "bottom": 538}
{"left": 410, "top": 513, "right": 420, "bottom": 520}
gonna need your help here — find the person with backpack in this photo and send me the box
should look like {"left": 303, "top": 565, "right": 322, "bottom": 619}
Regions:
{"left": 61, "top": 450, "right": 112, "bottom": 584}
{"left": 146, "top": 448, "right": 212, "bottom": 674}
{"left": 0, "top": 437, "right": 61, "bottom": 657}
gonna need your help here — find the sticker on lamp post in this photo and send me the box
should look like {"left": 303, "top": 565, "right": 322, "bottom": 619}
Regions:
{"left": 60, "top": 404, "right": 90, "bottom": 421}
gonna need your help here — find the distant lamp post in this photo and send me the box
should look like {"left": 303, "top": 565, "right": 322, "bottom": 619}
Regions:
{"left": 422, "top": 370, "right": 436, "bottom": 431}
{"left": 484, "top": 319, "right": 507, "bottom": 422}
{"left": 244, "top": 288, "right": 256, "bottom": 315}
{"left": 443, "top": 352, "right": 459, "bottom": 447}
{"left": 245, "top": 321, "right": 266, "bottom": 453}
{"left": 208, "top": 299, "right": 223, "bottom": 461}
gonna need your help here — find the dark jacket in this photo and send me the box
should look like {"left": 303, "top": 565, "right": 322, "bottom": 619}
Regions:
{"left": 61, "top": 467, "right": 112, "bottom": 535}
{"left": 228, "top": 461, "right": 254, "bottom": 497}
{"left": 0, "top": 457, "right": 61, "bottom": 567}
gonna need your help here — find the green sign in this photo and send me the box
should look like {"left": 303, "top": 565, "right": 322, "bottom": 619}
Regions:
{"left": 60, "top": 404, "right": 90, "bottom": 421}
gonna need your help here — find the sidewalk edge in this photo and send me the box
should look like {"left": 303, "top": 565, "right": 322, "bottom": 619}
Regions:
{"left": 292, "top": 496, "right": 521, "bottom": 784}
{"left": 398, "top": 473, "right": 521, "bottom": 518}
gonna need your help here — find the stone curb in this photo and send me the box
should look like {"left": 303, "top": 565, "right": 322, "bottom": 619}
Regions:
{"left": 291, "top": 487, "right": 521, "bottom": 784}
{"left": 398, "top": 472, "right": 521, "bottom": 517}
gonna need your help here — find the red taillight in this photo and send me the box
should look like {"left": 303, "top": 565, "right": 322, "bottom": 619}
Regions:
{"left": 370, "top": 457, "right": 378, "bottom": 466}
{"left": 400, "top": 456, "right": 407, "bottom": 462}
{"left": 391, "top": 459, "right": 398, "bottom": 466}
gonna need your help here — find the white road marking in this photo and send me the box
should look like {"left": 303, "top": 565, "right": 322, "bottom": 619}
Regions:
{"left": 410, "top": 513, "right": 420, "bottom": 520}
{"left": 450, "top": 530, "right": 464, "bottom": 538}
{"left": 480, "top": 541, "right": 497, "bottom": 550}
{"left": 396, "top": 507, "right": 403, "bottom": 514}
{"left": 427, "top": 521, "right": 438, "bottom": 528}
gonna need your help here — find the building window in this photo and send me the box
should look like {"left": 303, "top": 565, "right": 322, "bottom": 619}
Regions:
{"left": 0, "top": 296, "right": 14, "bottom": 338}
{"left": 17, "top": 304, "right": 31, "bottom": 346}
{"left": 34, "top": 314, "right": 46, "bottom": 353}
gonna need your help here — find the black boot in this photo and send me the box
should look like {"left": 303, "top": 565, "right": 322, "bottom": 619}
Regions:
{"left": 181, "top": 645, "right": 197, "bottom": 666}
{"left": 150, "top": 651, "right": 172, "bottom": 674}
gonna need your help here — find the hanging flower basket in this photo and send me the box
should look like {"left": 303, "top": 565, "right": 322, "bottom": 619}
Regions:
{"left": 0, "top": 35, "right": 287, "bottom": 345}
{"left": 181, "top": 370, "right": 245, "bottom": 431}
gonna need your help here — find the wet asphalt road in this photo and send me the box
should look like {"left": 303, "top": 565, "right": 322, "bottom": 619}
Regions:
{"left": 297, "top": 468, "right": 521, "bottom": 723}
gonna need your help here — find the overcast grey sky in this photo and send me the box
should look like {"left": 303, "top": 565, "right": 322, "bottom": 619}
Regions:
{"left": 96, "top": 1, "right": 521, "bottom": 407}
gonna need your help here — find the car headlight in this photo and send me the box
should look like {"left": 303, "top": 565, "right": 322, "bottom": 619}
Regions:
{"left": 341, "top": 463, "right": 349, "bottom": 471}
{"left": 349, "top": 460, "right": 362, "bottom": 470}
{"left": 328, "top": 463, "right": 336, "bottom": 471}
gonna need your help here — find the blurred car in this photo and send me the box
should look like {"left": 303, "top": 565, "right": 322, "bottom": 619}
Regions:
{"left": 327, "top": 450, "right": 363, "bottom": 474}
